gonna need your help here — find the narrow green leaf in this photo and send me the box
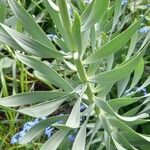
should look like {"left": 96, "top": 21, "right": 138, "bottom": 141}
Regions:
{"left": 112, "top": 136, "right": 127, "bottom": 150}
{"left": 0, "top": 0, "right": 7, "bottom": 23}
{"left": 81, "top": 0, "right": 109, "bottom": 31}
{"left": 129, "top": 58, "right": 144, "bottom": 90}
{"left": 108, "top": 117, "right": 150, "bottom": 145}
{"left": 66, "top": 98, "right": 81, "bottom": 128}
{"left": 84, "top": 18, "right": 143, "bottom": 64}
{"left": 108, "top": 97, "right": 141, "bottom": 111}
{"left": 0, "top": 24, "right": 64, "bottom": 58}
{"left": 111, "top": 0, "right": 122, "bottom": 31}
{"left": 111, "top": 131, "right": 138, "bottom": 150}
{"left": 72, "top": 105, "right": 93, "bottom": 150}
{"left": 117, "top": 76, "right": 130, "bottom": 97}
{"left": 125, "top": 31, "right": 138, "bottom": 60}
{"left": 19, "top": 115, "right": 68, "bottom": 144}
{"left": 0, "top": 25, "right": 22, "bottom": 50}
{"left": 56, "top": 0, "right": 76, "bottom": 51}
{"left": 41, "top": 129, "right": 69, "bottom": 150}
{"left": 0, "top": 91, "right": 67, "bottom": 107}
{"left": 89, "top": 48, "right": 145, "bottom": 84}
{"left": 81, "top": 0, "right": 94, "bottom": 24}
{"left": 72, "top": 121, "right": 87, "bottom": 150}
{"left": 56, "top": 0, "right": 71, "bottom": 30}
{"left": 95, "top": 98, "right": 149, "bottom": 122}
{"left": 18, "top": 93, "right": 73, "bottom": 118}
{"left": 16, "top": 53, "right": 73, "bottom": 92}
{"left": 87, "top": 119, "right": 101, "bottom": 149}
{"left": 72, "top": 11, "right": 82, "bottom": 52}
{"left": 0, "top": 57, "right": 14, "bottom": 69}
{"left": 54, "top": 37, "right": 70, "bottom": 52}
{"left": 7, "top": 0, "right": 55, "bottom": 49}
{"left": 44, "top": 0, "right": 70, "bottom": 50}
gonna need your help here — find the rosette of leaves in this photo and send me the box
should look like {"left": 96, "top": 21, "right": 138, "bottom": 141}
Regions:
{"left": 0, "top": 0, "right": 150, "bottom": 149}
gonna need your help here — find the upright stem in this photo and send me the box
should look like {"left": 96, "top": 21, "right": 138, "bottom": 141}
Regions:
{"left": 74, "top": 56, "right": 94, "bottom": 101}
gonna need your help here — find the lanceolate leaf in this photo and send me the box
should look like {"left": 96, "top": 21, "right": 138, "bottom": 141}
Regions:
{"left": 95, "top": 98, "right": 149, "bottom": 122}
{"left": 72, "top": 11, "right": 82, "bottom": 52}
{"left": 16, "top": 53, "right": 73, "bottom": 92}
{"left": 0, "top": 0, "right": 7, "bottom": 23}
{"left": 44, "top": 0, "right": 67, "bottom": 45}
{"left": 0, "top": 24, "right": 64, "bottom": 59}
{"left": 72, "top": 121, "right": 87, "bottom": 150}
{"left": 89, "top": 48, "right": 146, "bottom": 84}
{"left": 56, "top": 0, "right": 71, "bottom": 30}
{"left": 44, "top": 0, "right": 75, "bottom": 51}
{"left": 72, "top": 105, "right": 93, "bottom": 150}
{"left": 19, "top": 115, "right": 68, "bottom": 144}
{"left": 66, "top": 98, "right": 81, "bottom": 128}
{"left": 81, "top": 0, "right": 109, "bottom": 31}
{"left": 0, "top": 91, "right": 68, "bottom": 107}
{"left": 129, "top": 58, "right": 144, "bottom": 90}
{"left": 108, "top": 118, "right": 150, "bottom": 145}
{"left": 7, "top": 0, "right": 55, "bottom": 49}
{"left": 111, "top": 131, "right": 137, "bottom": 150}
{"left": 111, "top": 0, "right": 122, "bottom": 31}
{"left": 81, "top": 0, "right": 94, "bottom": 24}
{"left": 66, "top": 84, "right": 87, "bottom": 128}
{"left": 18, "top": 93, "right": 74, "bottom": 117}
{"left": 108, "top": 97, "right": 142, "bottom": 111}
{"left": 84, "top": 18, "right": 143, "bottom": 64}
{"left": 41, "top": 129, "right": 69, "bottom": 150}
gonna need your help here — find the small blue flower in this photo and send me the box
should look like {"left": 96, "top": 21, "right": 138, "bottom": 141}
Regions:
{"left": 11, "top": 119, "right": 40, "bottom": 144}
{"left": 139, "top": 26, "right": 150, "bottom": 33}
{"left": 136, "top": 87, "right": 148, "bottom": 96}
{"left": 47, "top": 34, "right": 58, "bottom": 40}
{"left": 45, "top": 127, "right": 54, "bottom": 138}
{"left": 10, "top": 133, "right": 20, "bottom": 144}
{"left": 80, "top": 104, "right": 86, "bottom": 111}
{"left": 68, "top": 134, "right": 76, "bottom": 142}
{"left": 22, "top": 120, "right": 37, "bottom": 132}
{"left": 121, "top": 0, "right": 128, "bottom": 5}
{"left": 84, "top": 0, "right": 92, "bottom": 4}
{"left": 146, "top": 4, "right": 150, "bottom": 8}
{"left": 141, "top": 88, "right": 148, "bottom": 96}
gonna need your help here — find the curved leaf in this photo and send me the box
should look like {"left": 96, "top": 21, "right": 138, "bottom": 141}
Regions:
{"left": 16, "top": 53, "right": 73, "bottom": 92}
{"left": 7, "top": 0, "right": 55, "bottom": 49}
{"left": 84, "top": 18, "right": 143, "bottom": 64}
{"left": 0, "top": 91, "right": 67, "bottom": 107}
{"left": 0, "top": 24, "right": 64, "bottom": 58}
{"left": 81, "top": 0, "right": 109, "bottom": 31}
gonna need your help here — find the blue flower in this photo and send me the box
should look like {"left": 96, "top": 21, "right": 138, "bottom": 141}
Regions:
{"left": 84, "top": 0, "right": 92, "bottom": 4}
{"left": 45, "top": 127, "right": 54, "bottom": 138}
{"left": 10, "top": 133, "right": 20, "bottom": 144}
{"left": 141, "top": 88, "right": 148, "bottom": 96}
{"left": 80, "top": 104, "right": 86, "bottom": 111}
{"left": 139, "top": 26, "right": 150, "bottom": 33}
{"left": 22, "top": 119, "right": 39, "bottom": 132}
{"left": 47, "top": 34, "right": 57, "bottom": 40}
{"left": 10, "top": 118, "right": 39, "bottom": 144}
{"left": 68, "top": 134, "right": 76, "bottom": 142}
{"left": 136, "top": 87, "right": 148, "bottom": 96}
{"left": 146, "top": 4, "right": 150, "bottom": 8}
{"left": 121, "top": 0, "right": 128, "bottom": 5}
